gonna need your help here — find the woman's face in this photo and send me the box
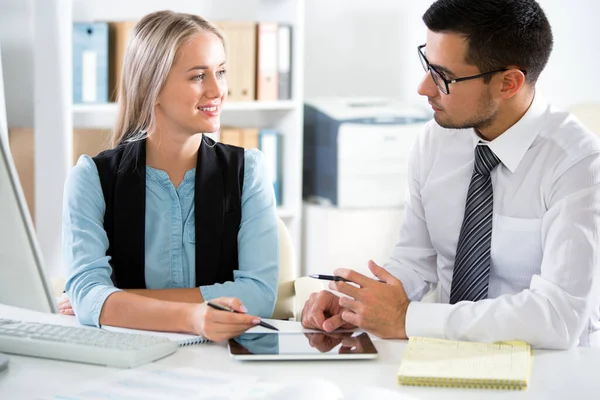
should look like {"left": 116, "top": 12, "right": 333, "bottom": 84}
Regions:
{"left": 155, "top": 31, "right": 227, "bottom": 135}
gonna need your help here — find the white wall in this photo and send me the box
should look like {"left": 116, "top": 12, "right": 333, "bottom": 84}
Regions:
{"left": 305, "top": 0, "right": 600, "bottom": 110}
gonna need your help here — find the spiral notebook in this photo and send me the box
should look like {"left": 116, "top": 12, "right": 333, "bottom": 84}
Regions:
{"left": 398, "top": 337, "right": 532, "bottom": 390}
{"left": 101, "top": 325, "right": 209, "bottom": 346}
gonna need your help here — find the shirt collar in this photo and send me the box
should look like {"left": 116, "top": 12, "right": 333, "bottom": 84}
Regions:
{"left": 471, "top": 93, "right": 549, "bottom": 173}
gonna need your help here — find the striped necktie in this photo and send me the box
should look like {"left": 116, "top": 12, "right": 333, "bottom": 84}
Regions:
{"left": 450, "top": 143, "right": 501, "bottom": 304}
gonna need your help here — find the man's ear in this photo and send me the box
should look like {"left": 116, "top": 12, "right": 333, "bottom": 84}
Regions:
{"left": 498, "top": 68, "right": 526, "bottom": 99}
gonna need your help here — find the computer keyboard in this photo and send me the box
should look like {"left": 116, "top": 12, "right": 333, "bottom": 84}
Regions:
{"left": 0, "top": 318, "right": 177, "bottom": 368}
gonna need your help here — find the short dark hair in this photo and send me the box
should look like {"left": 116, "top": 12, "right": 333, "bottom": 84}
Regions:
{"left": 423, "top": 0, "right": 553, "bottom": 84}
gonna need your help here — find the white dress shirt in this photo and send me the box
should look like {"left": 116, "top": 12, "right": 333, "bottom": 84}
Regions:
{"left": 385, "top": 94, "right": 600, "bottom": 349}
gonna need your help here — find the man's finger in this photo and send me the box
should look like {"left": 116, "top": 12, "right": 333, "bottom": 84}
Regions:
{"left": 322, "top": 314, "right": 346, "bottom": 332}
{"left": 338, "top": 296, "right": 361, "bottom": 313}
{"left": 333, "top": 268, "right": 374, "bottom": 288}
{"left": 367, "top": 260, "right": 400, "bottom": 285}
{"left": 340, "top": 309, "right": 360, "bottom": 327}
{"left": 309, "top": 304, "right": 327, "bottom": 330}
{"left": 329, "top": 281, "right": 362, "bottom": 300}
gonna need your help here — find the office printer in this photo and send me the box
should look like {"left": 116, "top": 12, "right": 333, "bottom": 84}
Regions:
{"left": 303, "top": 98, "right": 431, "bottom": 208}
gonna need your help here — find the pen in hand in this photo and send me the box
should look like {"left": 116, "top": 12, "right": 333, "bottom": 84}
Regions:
{"left": 206, "top": 301, "right": 279, "bottom": 331}
{"left": 309, "top": 274, "right": 386, "bottom": 284}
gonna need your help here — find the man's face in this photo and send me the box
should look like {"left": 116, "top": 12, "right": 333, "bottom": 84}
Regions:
{"left": 417, "top": 31, "right": 499, "bottom": 131}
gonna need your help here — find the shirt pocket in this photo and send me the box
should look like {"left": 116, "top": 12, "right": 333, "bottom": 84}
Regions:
{"left": 187, "top": 220, "right": 196, "bottom": 244}
{"left": 491, "top": 213, "right": 543, "bottom": 290}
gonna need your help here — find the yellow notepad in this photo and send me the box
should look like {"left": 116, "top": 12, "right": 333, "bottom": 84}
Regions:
{"left": 398, "top": 337, "right": 532, "bottom": 390}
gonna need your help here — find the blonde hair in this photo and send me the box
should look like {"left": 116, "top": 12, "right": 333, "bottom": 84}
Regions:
{"left": 112, "top": 10, "right": 225, "bottom": 147}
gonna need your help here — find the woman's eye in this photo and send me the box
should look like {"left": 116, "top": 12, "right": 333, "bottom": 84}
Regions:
{"left": 192, "top": 74, "right": 204, "bottom": 81}
{"left": 217, "top": 69, "right": 227, "bottom": 78}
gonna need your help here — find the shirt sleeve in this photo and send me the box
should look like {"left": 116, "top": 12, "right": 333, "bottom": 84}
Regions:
{"left": 384, "top": 123, "right": 439, "bottom": 301}
{"left": 406, "top": 151, "right": 600, "bottom": 349}
{"left": 62, "top": 155, "right": 121, "bottom": 327}
{"left": 200, "top": 149, "right": 279, "bottom": 318}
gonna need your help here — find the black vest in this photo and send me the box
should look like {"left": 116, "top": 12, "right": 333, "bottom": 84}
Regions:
{"left": 92, "top": 135, "right": 244, "bottom": 289}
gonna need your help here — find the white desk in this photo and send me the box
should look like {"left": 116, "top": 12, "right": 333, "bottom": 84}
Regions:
{"left": 1, "top": 305, "right": 599, "bottom": 399}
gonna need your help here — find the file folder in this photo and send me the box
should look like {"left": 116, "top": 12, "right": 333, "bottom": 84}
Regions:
{"left": 259, "top": 129, "right": 281, "bottom": 205}
{"left": 240, "top": 128, "right": 259, "bottom": 149}
{"left": 73, "top": 23, "right": 109, "bottom": 103}
{"left": 256, "top": 23, "right": 279, "bottom": 101}
{"left": 216, "top": 21, "right": 256, "bottom": 102}
{"left": 219, "top": 127, "right": 242, "bottom": 147}
{"left": 277, "top": 25, "right": 292, "bottom": 100}
{"left": 108, "top": 21, "right": 137, "bottom": 101}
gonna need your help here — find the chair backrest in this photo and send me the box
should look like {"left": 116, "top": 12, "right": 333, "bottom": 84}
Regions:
{"left": 271, "top": 217, "right": 297, "bottom": 320}
{"left": 568, "top": 103, "right": 600, "bottom": 136}
{"left": 292, "top": 276, "right": 327, "bottom": 321}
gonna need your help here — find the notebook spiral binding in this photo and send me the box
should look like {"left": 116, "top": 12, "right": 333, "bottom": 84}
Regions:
{"left": 177, "top": 337, "right": 210, "bottom": 347}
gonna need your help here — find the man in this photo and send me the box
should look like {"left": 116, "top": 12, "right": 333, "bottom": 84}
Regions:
{"left": 302, "top": 0, "right": 600, "bottom": 349}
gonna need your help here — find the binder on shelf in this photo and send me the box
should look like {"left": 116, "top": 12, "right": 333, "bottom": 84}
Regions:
{"left": 219, "top": 127, "right": 242, "bottom": 147}
{"left": 73, "top": 23, "right": 109, "bottom": 104}
{"left": 216, "top": 21, "right": 257, "bottom": 102}
{"left": 256, "top": 23, "right": 279, "bottom": 101}
{"left": 277, "top": 25, "right": 292, "bottom": 100}
{"left": 108, "top": 21, "right": 137, "bottom": 102}
{"left": 259, "top": 129, "right": 282, "bottom": 205}
{"left": 7, "top": 127, "right": 112, "bottom": 223}
{"left": 240, "top": 128, "right": 259, "bottom": 149}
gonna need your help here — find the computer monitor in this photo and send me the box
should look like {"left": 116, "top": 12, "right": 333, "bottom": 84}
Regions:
{"left": 0, "top": 48, "right": 57, "bottom": 314}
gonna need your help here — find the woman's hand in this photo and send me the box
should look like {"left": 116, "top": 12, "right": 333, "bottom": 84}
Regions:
{"left": 57, "top": 293, "right": 75, "bottom": 316}
{"left": 188, "top": 297, "right": 260, "bottom": 342}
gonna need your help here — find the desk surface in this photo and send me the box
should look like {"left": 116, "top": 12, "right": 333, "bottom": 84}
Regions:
{"left": 1, "top": 306, "right": 599, "bottom": 399}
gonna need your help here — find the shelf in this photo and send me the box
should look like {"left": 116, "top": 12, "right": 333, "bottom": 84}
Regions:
{"left": 224, "top": 100, "right": 298, "bottom": 111}
{"left": 73, "top": 101, "right": 298, "bottom": 129}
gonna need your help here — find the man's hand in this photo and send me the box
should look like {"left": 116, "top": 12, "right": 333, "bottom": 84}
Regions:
{"left": 301, "top": 290, "right": 356, "bottom": 332}
{"left": 330, "top": 260, "right": 410, "bottom": 339}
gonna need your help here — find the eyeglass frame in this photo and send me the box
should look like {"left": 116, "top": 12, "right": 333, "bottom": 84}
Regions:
{"left": 417, "top": 44, "right": 520, "bottom": 95}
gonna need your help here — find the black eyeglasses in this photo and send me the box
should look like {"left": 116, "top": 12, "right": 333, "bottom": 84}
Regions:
{"left": 418, "top": 44, "right": 511, "bottom": 95}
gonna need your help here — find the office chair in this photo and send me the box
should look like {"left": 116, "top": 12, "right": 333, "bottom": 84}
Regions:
{"left": 271, "top": 217, "right": 298, "bottom": 320}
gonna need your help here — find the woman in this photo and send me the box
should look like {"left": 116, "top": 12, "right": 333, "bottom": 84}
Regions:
{"left": 60, "top": 10, "right": 278, "bottom": 342}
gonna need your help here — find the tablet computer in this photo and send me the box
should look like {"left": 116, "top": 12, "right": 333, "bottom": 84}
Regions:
{"left": 228, "top": 331, "right": 378, "bottom": 361}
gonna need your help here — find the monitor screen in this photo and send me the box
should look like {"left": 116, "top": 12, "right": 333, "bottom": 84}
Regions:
{"left": 0, "top": 46, "right": 56, "bottom": 314}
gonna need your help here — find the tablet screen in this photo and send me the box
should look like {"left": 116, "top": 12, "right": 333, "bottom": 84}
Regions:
{"left": 228, "top": 331, "right": 378, "bottom": 360}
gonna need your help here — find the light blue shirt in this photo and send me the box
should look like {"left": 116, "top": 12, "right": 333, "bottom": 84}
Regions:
{"left": 62, "top": 148, "right": 279, "bottom": 327}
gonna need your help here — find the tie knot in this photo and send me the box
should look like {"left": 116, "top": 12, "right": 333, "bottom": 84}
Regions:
{"left": 474, "top": 144, "right": 500, "bottom": 176}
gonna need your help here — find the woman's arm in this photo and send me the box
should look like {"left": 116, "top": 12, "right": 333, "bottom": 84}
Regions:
{"left": 99, "top": 291, "right": 258, "bottom": 341}
{"left": 199, "top": 149, "right": 279, "bottom": 318}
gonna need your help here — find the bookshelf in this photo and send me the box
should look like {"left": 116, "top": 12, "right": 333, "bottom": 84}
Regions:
{"left": 34, "top": 0, "right": 305, "bottom": 278}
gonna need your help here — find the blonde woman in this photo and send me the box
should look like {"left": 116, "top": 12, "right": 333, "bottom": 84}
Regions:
{"left": 59, "top": 11, "right": 278, "bottom": 342}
